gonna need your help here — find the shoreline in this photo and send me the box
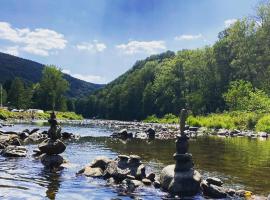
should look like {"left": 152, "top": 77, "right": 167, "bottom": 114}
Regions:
{"left": 3, "top": 118, "right": 268, "bottom": 140}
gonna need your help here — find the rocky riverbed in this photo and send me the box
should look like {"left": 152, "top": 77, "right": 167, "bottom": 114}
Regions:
{"left": 0, "top": 120, "right": 269, "bottom": 199}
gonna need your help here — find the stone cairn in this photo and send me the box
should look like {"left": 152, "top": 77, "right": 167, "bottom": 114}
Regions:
{"left": 160, "top": 109, "right": 202, "bottom": 197}
{"left": 38, "top": 112, "right": 66, "bottom": 169}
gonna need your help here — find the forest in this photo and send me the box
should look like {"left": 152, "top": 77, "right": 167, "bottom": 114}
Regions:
{"left": 75, "top": 2, "right": 270, "bottom": 121}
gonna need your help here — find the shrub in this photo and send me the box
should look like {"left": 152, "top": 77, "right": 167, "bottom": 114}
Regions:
{"left": 256, "top": 115, "right": 270, "bottom": 133}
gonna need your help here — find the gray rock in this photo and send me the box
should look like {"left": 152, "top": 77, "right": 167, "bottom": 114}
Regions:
{"left": 104, "top": 161, "right": 130, "bottom": 182}
{"left": 41, "top": 154, "right": 64, "bottom": 168}
{"left": 201, "top": 180, "right": 227, "bottom": 198}
{"left": 83, "top": 166, "right": 103, "bottom": 177}
{"left": 206, "top": 177, "right": 223, "bottom": 186}
{"left": 30, "top": 128, "right": 39, "bottom": 135}
{"left": 226, "top": 188, "right": 236, "bottom": 196}
{"left": 189, "top": 127, "right": 199, "bottom": 132}
{"left": 1, "top": 145, "right": 27, "bottom": 157}
{"left": 153, "top": 180, "right": 161, "bottom": 188}
{"left": 90, "top": 156, "right": 112, "bottom": 170}
{"left": 160, "top": 164, "right": 201, "bottom": 196}
{"left": 25, "top": 132, "right": 47, "bottom": 143}
{"left": 146, "top": 173, "right": 155, "bottom": 182}
{"left": 38, "top": 139, "right": 66, "bottom": 155}
{"left": 142, "top": 178, "right": 152, "bottom": 186}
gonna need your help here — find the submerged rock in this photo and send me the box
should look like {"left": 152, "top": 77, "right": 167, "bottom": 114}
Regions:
{"left": 38, "top": 139, "right": 66, "bottom": 155}
{"left": 40, "top": 154, "right": 64, "bottom": 168}
{"left": 1, "top": 145, "right": 27, "bottom": 157}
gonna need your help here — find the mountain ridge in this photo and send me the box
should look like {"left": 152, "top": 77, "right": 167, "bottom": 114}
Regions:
{"left": 0, "top": 52, "right": 104, "bottom": 97}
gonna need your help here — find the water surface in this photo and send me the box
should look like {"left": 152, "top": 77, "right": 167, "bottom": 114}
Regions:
{"left": 0, "top": 123, "right": 269, "bottom": 199}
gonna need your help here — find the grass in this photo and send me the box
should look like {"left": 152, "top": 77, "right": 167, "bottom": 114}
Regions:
{"left": 143, "top": 111, "right": 270, "bottom": 133}
{"left": 0, "top": 109, "right": 83, "bottom": 121}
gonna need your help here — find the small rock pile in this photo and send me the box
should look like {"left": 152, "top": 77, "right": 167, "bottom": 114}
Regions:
{"left": 38, "top": 112, "right": 66, "bottom": 169}
{"left": 78, "top": 154, "right": 160, "bottom": 193}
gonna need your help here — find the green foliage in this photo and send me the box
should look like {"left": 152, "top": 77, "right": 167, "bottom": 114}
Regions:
{"left": 0, "top": 52, "right": 103, "bottom": 98}
{"left": 0, "top": 108, "right": 83, "bottom": 120}
{"left": 75, "top": 1, "right": 270, "bottom": 120}
{"left": 7, "top": 77, "right": 33, "bottom": 109}
{"left": 256, "top": 115, "right": 270, "bottom": 133}
{"left": 36, "top": 66, "right": 69, "bottom": 111}
{"left": 223, "top": 80, "right": 270, "bottom": 112}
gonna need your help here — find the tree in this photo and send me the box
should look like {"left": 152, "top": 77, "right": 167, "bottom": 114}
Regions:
{"left": 7, "top": 78, "right": 32, "bottom": 109}
{"left": 37, "top": 66, "right": 69, "bottom": 111}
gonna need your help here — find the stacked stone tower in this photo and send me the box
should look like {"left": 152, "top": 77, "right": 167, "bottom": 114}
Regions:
{"left": 160, "top": 109, "right": 202, "bottom": 197}
{"left": 38, "top": 112, "right": 66, "bottom": 169}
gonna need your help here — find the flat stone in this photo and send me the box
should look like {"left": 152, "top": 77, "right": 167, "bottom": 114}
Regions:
{"left": 118, "top": 155, "right": 129, "bottom": 160}
{"left": 131, "top": 179, "right": 143, "bottom": 187}
{"left": 90, "top": 156, "right": 112, "bottom": 170}
{"left": 142, "top": 178, "right": 152, "bottom": 186}
{"left": 129, "top": 155, "right": 141, "bottom": 161}
{"left": 1, "top": 145, "right": 27, "bottom": 157}
{"left": 201, "top": 180, "right": 227, "bottom": 198}
{"left": 38, "top": 139, "right": 66, "bottom": 155}
{"left": 173, "top": 153, "right": 192, "bottom": 161}
{"left": 206, "top": 177, "right": 223, "bottom": 186}
{"left": 83, "top": 166, "right": 103, "bottom": 177}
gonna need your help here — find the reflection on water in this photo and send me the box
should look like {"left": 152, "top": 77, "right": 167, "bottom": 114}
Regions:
{"left": 0, "top": 124, "right": 270, "bottom": 199}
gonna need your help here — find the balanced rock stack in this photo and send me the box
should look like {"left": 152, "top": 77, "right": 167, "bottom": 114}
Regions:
{"left": 38, "top": 112, "right": 66, "bottom": 169}
{"left": 160, "top": 109, "right": 202, "bottom": 197}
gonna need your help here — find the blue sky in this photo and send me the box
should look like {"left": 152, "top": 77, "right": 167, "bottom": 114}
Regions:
{"left": 0, "top": 0, "right": 260, "bottom": 83}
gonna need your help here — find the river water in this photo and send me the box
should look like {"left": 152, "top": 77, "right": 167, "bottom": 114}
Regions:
{"left": 0, "top": 123, "right": 269, "bottom": 199}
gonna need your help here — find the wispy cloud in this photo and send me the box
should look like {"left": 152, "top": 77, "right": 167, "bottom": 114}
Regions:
{"left": 224, "top": 19, "right": 237, "bottom": 28}
{"left": 116, "top": 40, "right": 166, "bottom": 55}
{"left": 174, "top": 34, "right": 203, "bottom": 41}
{"left": 76, "top": 40, "right": 106, "bottom": 53}
{"left": 0, "top": 46, "right": 19, "bottom": 56}
{"left": 62, "top": 69, "right": 105, "bottom": 83}
{"left": 0, "top": 21, "right": 67, "bottom": 56}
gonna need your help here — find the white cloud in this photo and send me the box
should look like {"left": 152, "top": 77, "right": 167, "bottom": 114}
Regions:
{"left": 76, "top": 40, "right": 106, "bottom": 53}
{"left": 174, "top": 34, "right": 203, "bottom": 41}
{"left": 0, "top": 21, "right": 67, "bottom": 56}
{"left": 63, "top": 69, "right": 105, "bottom": 83}
{"left": 224, "top": 19, "right": 237, "bottom": 28}
{"left": 0, "top": 46, "right": 19, "bottom": 56}
{"left": 116, "top": 40, "right": 166, "bottom": 55}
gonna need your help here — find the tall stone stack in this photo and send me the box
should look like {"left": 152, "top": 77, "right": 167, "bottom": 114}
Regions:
{"left": 38, "top": 112, "right": 66, "bottom": 169}
{"left": 160, "top": 109, "right": 202, "bottom": 197}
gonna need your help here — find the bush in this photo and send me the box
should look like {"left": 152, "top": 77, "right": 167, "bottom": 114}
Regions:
{"left": 256, "top": 115, "right": 270, "bottom": 133}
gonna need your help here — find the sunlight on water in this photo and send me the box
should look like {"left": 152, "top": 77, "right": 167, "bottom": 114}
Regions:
{"left": 0, "top": 123, "right": 270, "bottom": 199}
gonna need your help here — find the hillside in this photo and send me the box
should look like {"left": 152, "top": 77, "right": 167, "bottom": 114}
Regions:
{"left": 0, "top": 52, "right": 104, "bottom": 97}
{"left": 76, "top": 9, "right": 270, "bottom": 120}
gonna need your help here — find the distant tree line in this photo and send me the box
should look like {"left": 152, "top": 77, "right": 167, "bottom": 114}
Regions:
{"left": 75, "top": 1, "right": 270, "bottom": 120}
{"left": 1, "top": 65, "right": 75, "bottom": 111}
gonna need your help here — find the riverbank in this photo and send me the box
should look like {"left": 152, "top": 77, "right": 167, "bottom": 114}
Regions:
{"left": 0, "top": 108, "right": 83, "bottom": 121}
{"left": 144, "top": 111, "right": 270, "bottom": 133}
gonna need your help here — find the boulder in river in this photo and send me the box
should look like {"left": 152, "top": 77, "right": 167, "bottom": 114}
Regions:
{"left": 38, "top": 139, "right": 66, "bottom": 155}
{"left": 1, "top": 145, "right": 27, "bottom": 157}
{"left": 201, "top": 180, "right": 227, "bottom": 198}
{"left": 40, "top": 154, "right": 64, "bottom": 168}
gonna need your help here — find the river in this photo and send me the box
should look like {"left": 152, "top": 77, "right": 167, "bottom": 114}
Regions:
{"left": 0, "top": 122, "right": 269, "bottom": 199}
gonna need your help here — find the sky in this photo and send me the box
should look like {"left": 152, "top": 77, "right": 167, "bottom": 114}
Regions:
{"left": 0, "top": 0, "right": 260, "bottom": 84}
